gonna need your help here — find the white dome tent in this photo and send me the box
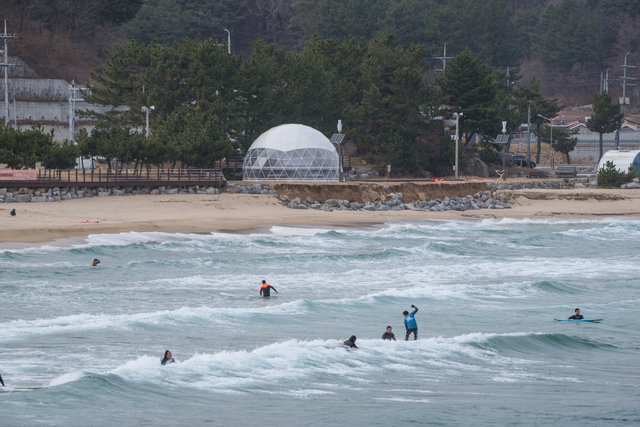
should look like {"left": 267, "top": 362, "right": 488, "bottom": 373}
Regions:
{"left": 243, "top": 124, "right": 339, "bottom": 181}
{"left": 598, "top": 150, "right": 640, "bottom": 173}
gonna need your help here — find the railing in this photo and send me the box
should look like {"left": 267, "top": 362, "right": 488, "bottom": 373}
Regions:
{"left": 21, "top": 168, "right": 228, "bottom": 187}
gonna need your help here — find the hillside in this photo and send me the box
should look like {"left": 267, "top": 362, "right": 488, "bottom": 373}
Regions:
{"left": 1, "top": 0, "right": 639, "bottom": 111}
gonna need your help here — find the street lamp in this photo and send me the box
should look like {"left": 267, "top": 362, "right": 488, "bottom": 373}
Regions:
{"left": 538, "top": 114, "right": 553, "bottom": 169}
{"left": 224, "top": 29, "right": 231, "bottom": 54}
{"left": 453, "top": 112, "right": 463, "bottom": 179}
{"left": 141, "top": 106, "right": 155, "bottom": 138}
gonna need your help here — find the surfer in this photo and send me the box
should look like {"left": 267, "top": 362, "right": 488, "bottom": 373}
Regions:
{"left": 92, "top": 259, "right": 100, "bottom": 267}
{"left": 10, "top": 209, "right": 16, "bottom": 217}
{"left": 0, "top": 374, "right": 4, "bottom": 386}
{"left": 403, "top": 304, "right": 419, "bottom": 341}
{"left": 568, "top": 308, "right": 584, "bottom": 320}
{"left": 382, "top": 326, "right": 396, "bottom": 341}
{"left": 161, "top": 350, "right": 175, "bottom": 366}
{"left": 259, "top": 280, "right": 278, "bottom": 297}
{"left": 341, "top": 335, "right": 358, "bottom": 349}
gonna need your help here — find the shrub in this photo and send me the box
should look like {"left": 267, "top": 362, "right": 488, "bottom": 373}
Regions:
{"left": 597, "top": 161, "right": 637, "bottom": 187}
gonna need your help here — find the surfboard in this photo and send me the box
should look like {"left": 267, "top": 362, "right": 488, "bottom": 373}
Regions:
{"left": 553, "top": 319, "right": 603, "bottom": 322}
{"left": 69, "top": 221, "right": 102, "bottom": 223}
{"left": 3, "top": 385, "right": 46, "bottom": 390}
{"left": 219, "top": 292, "right": 235, "bottom": 297}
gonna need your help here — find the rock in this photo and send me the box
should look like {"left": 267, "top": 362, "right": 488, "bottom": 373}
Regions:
{"left": 157, "top": 186, "right": 166, "bottom": 193}
{"left": 279, "top": 195, "right": 290, "bottom": 202}
{"left": 287, "top": 200, "right": 298, "bottom": 209}
{"left": 226, "top": 186, "right": 241, "bottom": 194}
{"left": 633, "top": 178, "right": 639, "bottom": 183}
{"left": 166, "top": 188, "right": 178, "bottom": 194}
{"left": 16, "top": 194, "right": 32, "bottom": 203}
{"left": 270, "top": 190, "right": 278, "bottom": 196}
{"left": 31, "top": 196, "right": 46, "bottom": 202}
{"left": 305, "top": 196, "right": 314, "bottom": 204}
{"left": 150, "top": 189, "right": 160, "bottom": 195}
{"left": 140, "top": 188, "right": 151, "bottom": 195}
{"left": 574, "top": 183, "right": 585, "bottom": 188}
{"left": 627, "top": 182, "right": 640, "bottom": 189}
{"left": 463, "top": 158, "right": 489, "bottom": 177}
{"left": 342, "top": 140, "right": 359, "bottom": 156}
{"left": 197, "top": 190, "right": 207, "bottom": 194}
{"left": 113, "top": 190, "right": 125, "bottom": 196}
{"left": 205, "top": 187, "right": 218, "bottom": 195}
{"left": 98, "top": 191, "right": 110, "bottom": 197}
{"left": 5, "top": 197, "right": 17, "bottom": 203}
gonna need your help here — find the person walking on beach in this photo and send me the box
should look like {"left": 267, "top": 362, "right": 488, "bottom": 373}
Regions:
{"left": 403, "top": 305, "right": 419, "bottom": 340}
{"left": 568, "top": 308, "right": 584, "bottom": 320}
{"left": 341, "top": 335, "right": 358, "bottom": 349}
{"left": 382, "top": 326, "right": 396, "bottom": 341}
{"left": 10, "top": 209, "right": 16, "bottom": 217}
{"left": 161, "top": 350, "right": 175, "bottom": 366}
{"left": 92, "top": 259, "right": 100, "bottom": 267}
{"left": 259, "top": 280, "right": 278, "bottom": 297}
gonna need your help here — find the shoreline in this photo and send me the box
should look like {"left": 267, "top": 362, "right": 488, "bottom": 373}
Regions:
{"left": 2, "top": 189, "right": 640, "bottom": 248}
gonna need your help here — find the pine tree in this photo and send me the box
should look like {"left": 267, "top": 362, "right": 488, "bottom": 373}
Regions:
{"left": 586, "top": 91, "right": 624, "bottom": 161}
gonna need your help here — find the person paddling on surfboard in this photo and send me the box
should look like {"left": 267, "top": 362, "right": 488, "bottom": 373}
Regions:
{"left": 0, "top": 374, "right": 5, "bottom": 386}
{"left": 92, "top": 259, "right": 100, "bottom": 267}
{"left": 568, "top": 308, "right": 584, "bottom": 320}
{"left": 403, "top": 305, "right": 419, "bottom": 340}
{"left": 341, "top": 335, "right": 358, "bottom": 349}
{"left": 259, "top": 280, "right": 278, "bottom": 297}
{"left": 161, "top": 350, "right": 175, "bottom": 366}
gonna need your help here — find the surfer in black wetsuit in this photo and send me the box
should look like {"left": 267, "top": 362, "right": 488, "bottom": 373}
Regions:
{"left": 0, "top": 374, "right": 5, "bottom": 386}
{"left": 259, "top": 280, "right": 278, "bottom": 297}
{"left": 161, "top": 350, "right": 175, "bottom": 366}
{"left": 341, "top": 335, "right": 358, "bottom": 349}
{"left": 568, "top": 308, "right": 584, "bottom": 320}
{"left": 382, "top": 326, "right": 396, "bottom": 341}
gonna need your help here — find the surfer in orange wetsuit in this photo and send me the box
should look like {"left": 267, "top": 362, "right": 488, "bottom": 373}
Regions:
{"left": 260, "top": 280, "right": 278, "bottom": 297}
{"left": 92, "top": 259, "right": 100, "bottom": 267}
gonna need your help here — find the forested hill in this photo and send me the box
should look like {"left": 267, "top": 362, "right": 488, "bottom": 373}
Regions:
{"left": 1, "top": 0, "right": 639, "bottom": 108}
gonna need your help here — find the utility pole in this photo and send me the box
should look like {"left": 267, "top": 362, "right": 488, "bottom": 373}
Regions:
{"left": 1, "top": 20, "right": 18, "bottom": 126}
{"left": 433, "top": 43, "right": 453, "bottom": 72}
{"left": 68, "top": 81, "right": 85, "bottom": 141}
{"left": 605, "top": 68, "right": 610, "bottom": 92}
{"left": 615, "top": 53, "right": 637, "bottom": 149}
{"left": 141, "top": 106, "right": 155, "bottom": 138}
{"left": 526, "top": 106, "right": 531, "bottom": 167}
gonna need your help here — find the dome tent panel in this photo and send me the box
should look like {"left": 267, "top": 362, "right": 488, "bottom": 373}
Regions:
{"left": 598, "top": 150, "right": 640, "bottom": 173}
{"left": 243, "top": 124, "right": 339, "bottom": 182}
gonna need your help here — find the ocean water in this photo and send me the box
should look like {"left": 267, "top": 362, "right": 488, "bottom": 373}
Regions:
{"left": 1, "top": 218, "right": 639, "bottom": 426}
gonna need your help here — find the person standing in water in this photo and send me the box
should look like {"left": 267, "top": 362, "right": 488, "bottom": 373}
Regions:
{"left": 382, "top": 326, "right": 396, "bottom": 341}
{"left": 161, "top": 350, "right": 175, "bottom": 366}
{"left": 341, "top": 335, "right": 358, "bottom": 349}
{"left": 92, "top": 259, "right": 100, "bottom": 267}
{"left": 403, "top": 304, "right": 419, "bottom": 341}
{"left": 568, "top": 308, "right": 584, "bottom": 320}
{"left": 259, "top": 280, "right": 278, "bottom": 297}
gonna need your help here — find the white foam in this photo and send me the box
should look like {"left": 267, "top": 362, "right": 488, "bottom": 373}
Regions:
{"left": 48, "top": 371, "right": 85, "bottom": 386}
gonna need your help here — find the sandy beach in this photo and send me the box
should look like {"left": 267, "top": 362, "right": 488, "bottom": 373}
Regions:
{"left": 1, "top": 186, "right": 640, "bottom": 246}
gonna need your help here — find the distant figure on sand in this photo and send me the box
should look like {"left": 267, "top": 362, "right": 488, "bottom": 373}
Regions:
{"left": 403, "top": 304, "right": 419, "bottom": 341}
{"left": 568, "top": 308, "right": 584, "bottom": 320}
{"left": 92, "top": 259, "right": 100, "bottom": 267}
{"left": 382, "top": 326, "right": 396, "bottom": 341}
{"left": 0, "top": 374, "right": 5, "bottom": 386}
{"left": 341, "top": 335, "right": 358, "bottom": 349}
{"left": 260, "top": 280, "right": 278, "bottom": 297}
{"left": 10, "top": 209, "right": 16, "bottom": 217}
{"left": 161, "top": 350, "right": 175, "bottom": 366}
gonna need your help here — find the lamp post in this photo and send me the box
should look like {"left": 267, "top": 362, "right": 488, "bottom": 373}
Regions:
{"left": 224, "top": 29, "right": 231, "bottom": 54}
{"left": 141, "top": 106, "right": 155, "bottom": 138}
{"left": 337, "top": 120, "right": 343, "bottom": 181}
{"left": 453, "top": 112, "right": 463, "bottom": 179}
{"left": 538, "top": 114, "right": 553, "bottom": 169}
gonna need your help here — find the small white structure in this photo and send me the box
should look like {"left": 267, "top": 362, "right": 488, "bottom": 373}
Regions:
{"left": 243, "top": 124, "right": 339, "bottom": 181}
{"left": 598, "top": 150, "right": 640, "bottom": 173}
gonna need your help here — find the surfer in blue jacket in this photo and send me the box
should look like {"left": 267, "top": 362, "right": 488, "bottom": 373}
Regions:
{"left": 568, "top": 308, "right": 584, "bottom": 320}
{"left": 403, "top": 305, "right": 419, "bottom": 340}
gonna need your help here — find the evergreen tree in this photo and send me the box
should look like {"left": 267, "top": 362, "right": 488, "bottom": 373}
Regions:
{"left": 542, "top": 126, "right": 579, "bottom": 164}
{"left": 586, "top": 91, "right": 623, "bottom": 161}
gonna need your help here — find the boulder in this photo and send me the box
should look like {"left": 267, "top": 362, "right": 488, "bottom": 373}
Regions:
{"left": 205, "top": 187, "right": 218, "bottom": 195}
{"left": 112, "top": 190, "right": 125, "bottom": 196}
{"left": 225, "top": 186, "right": 241, "bottom": 194}
{"left": 462, "top": 158, "right": 489, "bottom": 177}
{"left": 574, "top": 183, "right": 585, "bottom": 188}
{"left": 342, "top": 140, "right": 359, "bottom": 156}
{"left": 140, "top": 188, "right": 151, "bottom": 195}
{"left": 279, "top": 195, "right": 290, "bottom": 202}
{"left": 31, "top": 196, "right": 47, "bottom": 202}
{"left": 150, "top": 189, "right": 160, "bottom": 195}
{"left": 157, "top": 186, "right": 166, "bottom": 193}
{"left": 5, "top": 197, "right": 17, "bottom": 203}
{"left": 98, "top": 191, "right": 110, "bottom": 197}
{"left": 305, "top": 196, "right": 314, "bottom": 204}
{"left": 166, "top": 188, "right": 179, "bottom": 194}
{"left": 16, "top": 194, "right": 32, "bottom": 203}
{"left": 627, "top": 182, "right": 640, "bottom": 189}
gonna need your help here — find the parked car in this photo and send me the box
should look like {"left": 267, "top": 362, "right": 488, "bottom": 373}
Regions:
{"left": 512, "top": 155, "right": 536, "bottom": 168}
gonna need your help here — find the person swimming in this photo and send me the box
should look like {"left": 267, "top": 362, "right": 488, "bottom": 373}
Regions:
{"left": 341, "top": 335, "right": 358, "bottom": 349}
{"left": 92, "top": 259, "right": 100, "bottom": 267}
{"left": 259, "top": 280, "right": 278, "bottom": 297}
{"left": 382, "top": 326, "right": 396, "bottom": 341}
{"left": 161, "top": 350, "right": 175, "bottom": 366}
{"left": 568, "top": 308, "right": 584, "bottom": 320}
